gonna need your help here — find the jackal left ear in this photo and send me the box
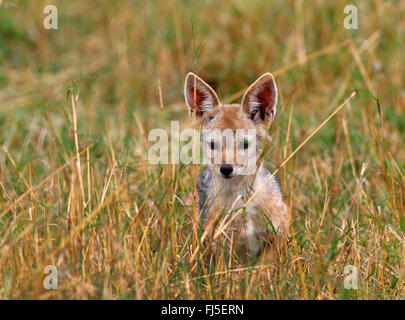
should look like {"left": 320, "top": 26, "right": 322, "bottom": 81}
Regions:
{"left": 241, "top": 73, "right": 278, "bottom": 123}
{"left": 184, "top": 72, "right": 220, "bottom": 120}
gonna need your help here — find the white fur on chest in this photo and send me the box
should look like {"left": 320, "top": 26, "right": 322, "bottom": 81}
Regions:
{"left": 212, "top": 174, "right": 262, "bottom": 252}
{"left": 205, "top": 165, "right": 282, "bottom": 254}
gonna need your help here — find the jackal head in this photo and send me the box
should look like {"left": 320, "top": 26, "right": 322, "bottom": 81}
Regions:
{"left": 184, "top": 72, "right": 278, "bottom": 179}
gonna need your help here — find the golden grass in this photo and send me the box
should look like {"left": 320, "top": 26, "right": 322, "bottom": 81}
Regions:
{"left": 0, "top": 0, "right": 404, "bottom": 299}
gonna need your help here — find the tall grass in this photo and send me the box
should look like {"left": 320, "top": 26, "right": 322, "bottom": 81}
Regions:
{"left": 0, "top": 0, "right": 404, "bottom": 299}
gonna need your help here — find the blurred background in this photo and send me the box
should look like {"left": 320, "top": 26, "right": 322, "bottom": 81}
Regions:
{"left": 1, "top": 1, "right": 404, "bottom": 145}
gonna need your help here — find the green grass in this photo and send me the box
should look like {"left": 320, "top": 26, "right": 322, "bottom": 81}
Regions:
{"left": 0, "top": 0, "right": 404, "bottom": 299}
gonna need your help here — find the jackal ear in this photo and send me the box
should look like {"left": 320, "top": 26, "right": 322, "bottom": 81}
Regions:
{"left": 184, "top": 72, "right": 220, "bottom": 120}
{"left": 241, "top": 73, "right": 278, "bottom": 123}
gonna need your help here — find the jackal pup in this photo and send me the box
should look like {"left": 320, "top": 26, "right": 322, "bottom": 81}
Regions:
{"left": 184, "top": 72, "right": 290, "bottom": 257}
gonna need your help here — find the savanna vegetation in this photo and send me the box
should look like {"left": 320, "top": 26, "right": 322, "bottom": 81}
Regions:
{"left": 0, "top": 0, "right": 404, "bottom": 299}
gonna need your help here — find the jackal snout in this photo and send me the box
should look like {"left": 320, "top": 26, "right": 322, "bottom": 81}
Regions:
{"left": 219, "top": 164, "right": 233, "bottom": 177}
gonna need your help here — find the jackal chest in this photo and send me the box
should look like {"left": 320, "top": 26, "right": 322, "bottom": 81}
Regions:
{"left": 202, "top": 185, "right": 265, "bottom": 252}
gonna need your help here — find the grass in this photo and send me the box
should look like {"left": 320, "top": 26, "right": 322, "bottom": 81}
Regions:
{"left": 0, "top": 0, "right": 404, "bottom": 299}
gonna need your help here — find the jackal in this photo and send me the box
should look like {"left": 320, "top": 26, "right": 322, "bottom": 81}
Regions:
{"left": 184, "top": 72, "right": 290, "bottom": 258}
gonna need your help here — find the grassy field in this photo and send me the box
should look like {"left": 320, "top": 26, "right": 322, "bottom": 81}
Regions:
{"left": 0, "top": 0, "right": 404, "bottom": 299}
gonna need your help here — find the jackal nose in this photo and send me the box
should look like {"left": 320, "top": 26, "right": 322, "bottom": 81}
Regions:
{"left": 220, "top": 164, "right": 233, "bottom": 177}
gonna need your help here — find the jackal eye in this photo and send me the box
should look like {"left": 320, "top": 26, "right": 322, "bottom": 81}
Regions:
{"left": 239, "top": 139, "right": 249, "bottom": 150}
{"left": 209, "top": 140, "right": 217, "bottom": 150}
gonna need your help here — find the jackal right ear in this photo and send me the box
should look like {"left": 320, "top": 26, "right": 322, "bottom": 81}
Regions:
{"left": 184, "top": 72, "right": 220, "bottom": 120}
{"left": 241, "top": 73, "right": 278, "bottom": 124}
